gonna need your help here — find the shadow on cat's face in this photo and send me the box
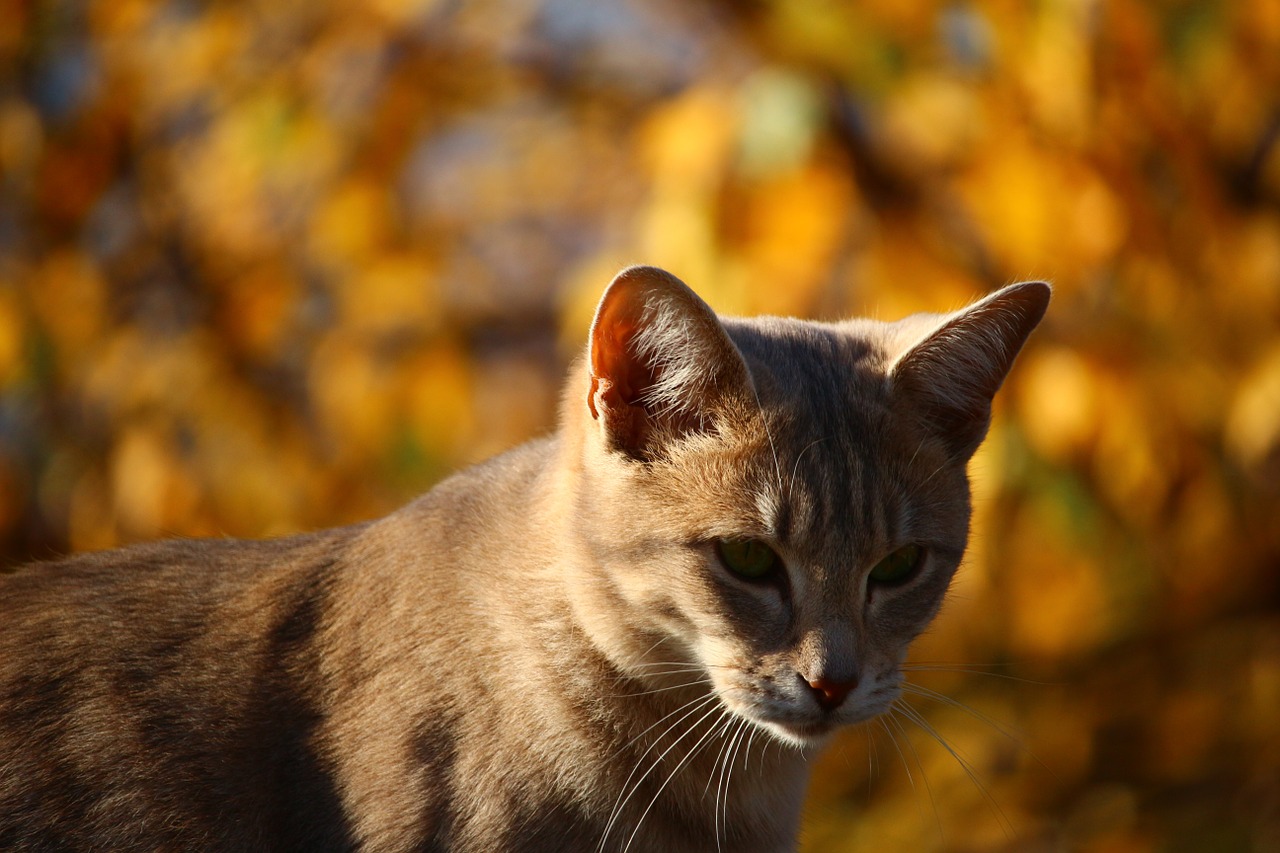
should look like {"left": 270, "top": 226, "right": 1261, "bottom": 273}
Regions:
{"left": 583, "top": 318, "right": 970, "bottom": 748}
{"left": 573, "top": 265, "right": 1046, "bottom": 748}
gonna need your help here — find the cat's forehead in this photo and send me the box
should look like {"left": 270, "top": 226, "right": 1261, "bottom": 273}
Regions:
{"left": 647, "top": 314, "right": 964, "bottom": 556}
{"left": 727, "top": 312, "right": 896, "bottom": 432}
{"left": 719, "top": 316, "right": 910, "bottom": 550}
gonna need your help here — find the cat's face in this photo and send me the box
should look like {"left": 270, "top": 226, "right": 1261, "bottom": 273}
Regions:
{"left": 573, "top": 267, "right": 1047, "bottom": 747}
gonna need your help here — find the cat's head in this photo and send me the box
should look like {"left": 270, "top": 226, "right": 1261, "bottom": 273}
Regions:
{"left": 567, "top": 266, "right": 1049, "bottom": 746}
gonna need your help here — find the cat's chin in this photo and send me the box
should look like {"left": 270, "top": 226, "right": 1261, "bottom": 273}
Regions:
{"left": 760, "top": 718, "right": 839, "bottom": 749}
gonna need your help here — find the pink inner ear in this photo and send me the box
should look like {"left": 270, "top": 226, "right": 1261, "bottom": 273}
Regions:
{"left": 589, "top": 298, "right": 659, "bottom": 415}
{"left": 584, "top": 265, "right": 754, "bottom": 457}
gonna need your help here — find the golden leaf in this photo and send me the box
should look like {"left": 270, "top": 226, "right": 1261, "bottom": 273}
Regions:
{"left": 1225, "top": 343, "right": 1280, "bottom": 479}
{"left": 1016, "top": 346, "right": 1101, "bottom": 463}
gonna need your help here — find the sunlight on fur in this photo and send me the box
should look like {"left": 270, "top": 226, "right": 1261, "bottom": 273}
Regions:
{"left": 1, "top": 266, "right": 1048, "bottom": 852}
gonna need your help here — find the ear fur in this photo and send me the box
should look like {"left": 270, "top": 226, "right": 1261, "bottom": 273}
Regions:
{"left": 588, "top": 266, "right": 752, "bottom": 459}
{"left": 889, "top": 281, "right": 1051, "bottom": 459}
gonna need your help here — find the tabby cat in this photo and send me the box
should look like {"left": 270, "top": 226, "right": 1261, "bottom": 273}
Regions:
{"left": 0, "top": 266, "right": 1049, "bottom": 852}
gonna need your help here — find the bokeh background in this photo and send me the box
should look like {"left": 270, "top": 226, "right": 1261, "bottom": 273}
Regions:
{"left": 2, "top": 0, "right": 1279, "bottom": 850}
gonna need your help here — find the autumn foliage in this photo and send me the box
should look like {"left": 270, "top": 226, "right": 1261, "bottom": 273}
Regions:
{"left": 1, "top": 0, "right": 1278, "bottom": 850}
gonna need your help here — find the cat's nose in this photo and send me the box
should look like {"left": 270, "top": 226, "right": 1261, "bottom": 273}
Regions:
{"left": 804, "top": 675, "right": 857, "bottom": 711}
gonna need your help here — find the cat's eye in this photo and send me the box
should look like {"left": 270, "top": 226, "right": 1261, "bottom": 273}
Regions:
{"left": 715, "top": 538, "right": 780, "bottom": 581}
{"left": 868, "top": 544, "right": 923, "bottom": 586}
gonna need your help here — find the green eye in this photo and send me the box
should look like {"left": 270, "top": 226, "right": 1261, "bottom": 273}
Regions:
{"left": 869, "top": 544, "right": 923, "bottom": 585}
{"left": 715, "top": 539, "right": 780, "bottom": 580}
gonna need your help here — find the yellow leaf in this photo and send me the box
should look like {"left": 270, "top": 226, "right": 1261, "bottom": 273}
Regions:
{"left": 29, "top": 251, "right": 107, "bottom": 372}
{"left": 402, "top": 340, "right": 475, "bottom": 460}
{"left": 1007, "top": 525, "right": 1108, "bottom": 660}
{"left": 1016, "top": 346, "right": 1101, "bottom": 463}
{"left": 1091, "top": 378, "right": 1169, "bottom": 526}
{"left": 219, "top": 264, "right": 298, "bottom": 359}
{"left": 639, "top": 87, "right": 737, "bottom": 189}
{"left": 1021, "top": 1, "right": 1094, "bottom": 138}
{"left": 368, "top": 0, "right": 444, "bottom": 27}
{"left": 309, "top": 332, "right": 397, "bottom": 458}
{"left": 1225, "top": 342, "right": 1280, "bottom": 478}
{"left": 1150, "top": 690, "right": 1223, "bottom": 781}
{"left": 882, "top": 72, "right": 982, "bottom": 169}
{"left": 737, "top": 68, "right": 823, "bottom": 178}
{"left": 110, "top": 427, "right": 173, "bottom": 538}
{"left": 737, "top": 163, "right": 854, "bottom": 316}
{"left": 0, "top": 288, "right": 23, "bottom": 388}
{"left": 956, "top": 132, "right": 1055, "bottom": 276}
{"left": 310, "top": 177, "right": 393, "bottom": 268}
{"left": 339, "top": 252, "right": 440, "bottom": 337}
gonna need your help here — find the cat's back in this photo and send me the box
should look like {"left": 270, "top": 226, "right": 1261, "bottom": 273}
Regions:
{"left": 0, "top": 528, "right": 367, "bottom": 851}
{"left": 0, "top": 528, "right": 363, "bottom": 668}
{"left": 0, "top": 437, "right": 562, "bottom": 852}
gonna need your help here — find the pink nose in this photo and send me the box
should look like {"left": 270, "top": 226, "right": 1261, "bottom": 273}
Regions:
{"left": 806, "top": 676, "right": 857, "bottom": 711}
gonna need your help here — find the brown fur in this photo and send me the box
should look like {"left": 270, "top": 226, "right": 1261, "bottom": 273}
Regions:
{"left": 0, "top": 267, "right": 1048, "bottom": 852}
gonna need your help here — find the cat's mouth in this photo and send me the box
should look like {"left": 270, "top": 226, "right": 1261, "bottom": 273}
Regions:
{"left": 713, "top": 680, "right": 851, "bottom": 746}
{"left": 725, "top": 684, "right": 899, "bottom": 748}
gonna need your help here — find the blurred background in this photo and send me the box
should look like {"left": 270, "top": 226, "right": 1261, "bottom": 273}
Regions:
{"left": 1, "top": 0, "right": 1278, "bottom": 850}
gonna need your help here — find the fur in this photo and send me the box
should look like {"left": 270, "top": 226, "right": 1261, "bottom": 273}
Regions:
{"left": 0, "top": 266, "right": 1048, "bottom": 852}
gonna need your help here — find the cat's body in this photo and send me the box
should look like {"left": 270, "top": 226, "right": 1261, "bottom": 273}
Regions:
{"left": 0, "top": 267, "right": 1048, "bottom": 852}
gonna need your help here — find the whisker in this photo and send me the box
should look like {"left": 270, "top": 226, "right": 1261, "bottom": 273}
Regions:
{"left": 607, "top": 691, "right": 717, "bottom": 761}
{"left": 724, "top": 717, "right": 753, "bottom": 847}
{"left": 707, "top": 716, "right": 737, "bottom": 853}
{"left": 905, "top": 437, "right": 926, "bottom": 471}
{"left": 885, "top": 706, "right": 944, "bottom": 841}
{"left": 917, "top": 445, "right": 967, "bottom": 489}
{"left": 893, "top": 701, "right": 1017, "bottom": 842}
{"left": 899, "top": 682, "right": 1056, "bottom": 780}
{"left": 621, "top": 704, "right": 734, "bottom": 853}
{"left": 635, "top": 635, "right": 674, "bottom": 660}
{"left": 875, "top": 717, "right": 917, "bottom": 799}
{"left": 605, "top": 676, "right": 713, "bottom": 699}
{"left": 901, "top": 662, "right": 1054, "bottom": 685}
{"left": 740, "top": 723, "right": 759, "bottom": 793}
{"left": 866, "top": 726, "right": 877, "bottom": 797}
{"left": 601, "top": 698, "right": 725, "bottom": 853}
{"left": 787, "top": 435, "right": 827, "bottom": 507}
{"left": 713, "top": 720, "right": 733, "bottom": 851}
{"left": 701, "top": 713, "right": 738, "bottom": 800}
{"left": 899, "top": 684, "right": 1023, "bottom": 743}
{"left": 598, "top": 691, "right": 721, "bottom": 851}
{"left": 622, "top": 660, "right": 737, "bottom": 673}
{"left": 714, "top": 717, "right": 747, "bottom": 851}
{"left": 748, "top": 383, "right": 786, "bottom": 505}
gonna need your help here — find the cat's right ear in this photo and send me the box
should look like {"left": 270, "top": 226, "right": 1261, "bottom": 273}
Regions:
{"left": 587, "top": 266, "right": 751, "bottom": 459}
{"left": 889, "top": 280, "right": 1051, "bottom": 460}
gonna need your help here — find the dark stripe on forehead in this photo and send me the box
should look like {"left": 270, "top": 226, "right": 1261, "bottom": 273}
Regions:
{"left": 856, "top": 446, "right": 876, "bottom": 549}
{"left": 783, "top": 423, "right": 873, "bottom": 555}
{"left": 733, "top": 317, "right": 891, "bottom": 552}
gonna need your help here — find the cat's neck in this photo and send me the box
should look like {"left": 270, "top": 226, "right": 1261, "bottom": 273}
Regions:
{"left": 329, "top": 429, "right": 814, "bottom": 849}
{"left": 552, "top": 412, "right": 816, "bottom": 846}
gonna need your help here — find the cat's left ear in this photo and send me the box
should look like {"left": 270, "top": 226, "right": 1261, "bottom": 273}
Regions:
{"left": 889, "top": 281, "right": 1051, "bottom": 459}
{"left": 587, "top": 266, "right": 752, "bottom": 459}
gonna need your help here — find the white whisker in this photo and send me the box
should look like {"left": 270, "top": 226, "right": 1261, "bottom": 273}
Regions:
{"left": 893, "top": 700, "right": 1016, "bottom": 842}
{"left": 601, "top": 698, "right": 725, "bottom": 853}
{"left": 786, "top": 435, "right": 826, "bottom": 507}
{"left": 901, "top": 662, "right": 1053, "bottom": 685}
{"left": 597, "top": 693, "right": 721, "bottom": 852}
{"left": 885, "top": 706, "right": 943, "bottom": 840}
{"left": 606, "top": 677, "right": 713, "bottom": 699}
{"left": 621, "top": 704, "right": 734, "bottom": 853}
{"left": 899, "top": 684, "right": 1021, "bottom": 743}
{"left": 714, "top": 717, "right": 748, "bottom": 851}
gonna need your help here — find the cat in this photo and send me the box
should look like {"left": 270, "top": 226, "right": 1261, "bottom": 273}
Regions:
{"left": 0, "top": 266, "right": 1049, "bottom": 852}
